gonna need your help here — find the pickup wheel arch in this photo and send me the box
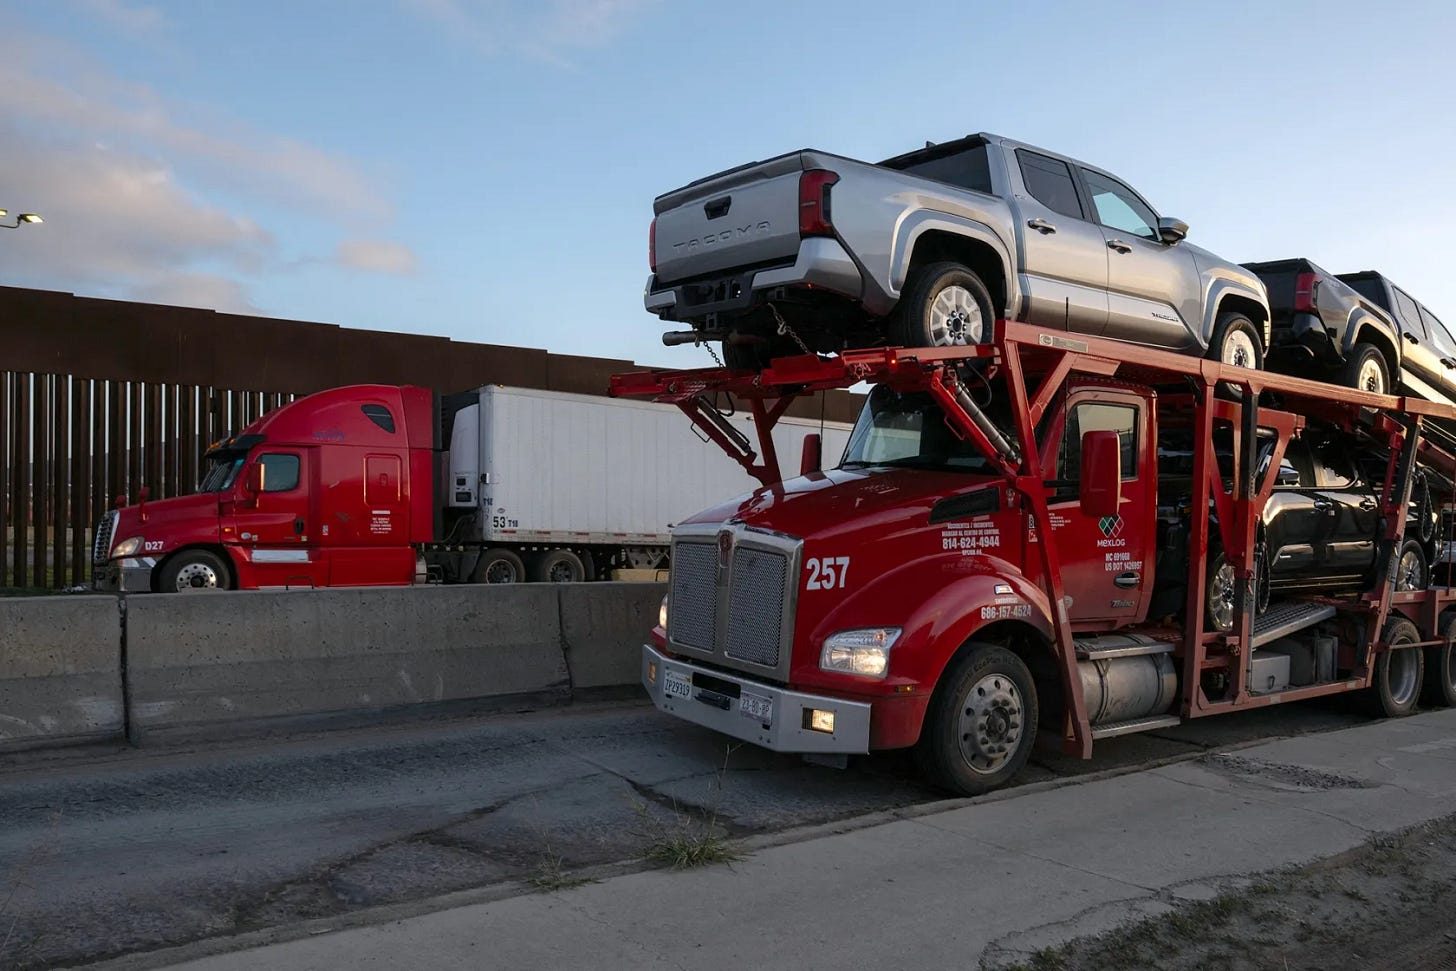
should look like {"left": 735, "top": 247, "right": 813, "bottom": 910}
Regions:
{"left": 889, "top": 219, "right": 1015, "bottom": 319}
{"left": 1205, "top": 284, "right": 1270, "bottom": 351}
{"left": 1345, "top": 320, "right": 1400, "bottom": 386}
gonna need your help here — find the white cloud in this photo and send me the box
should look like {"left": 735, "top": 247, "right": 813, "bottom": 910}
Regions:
{"left": 73, "top": 0, "right": 166, "bottom": 34}
{"left": 130, "top": 274, "right": 262, "bottom": 315}
{"left": 336, "top": 239, "right": 419, "bottom": 274}
{"left": 405, "top": 0, "right": 656, "bottom": 60}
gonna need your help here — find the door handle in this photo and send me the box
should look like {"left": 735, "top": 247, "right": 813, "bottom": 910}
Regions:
{"left": 1027, "top": 218, "right": 1057, "bottom": 234}
{"left": 1441, "top": 358, "right": 1456, "bottom": 370}
{"left": 1404, "top": 332, "right": 1420, "bottom": 345}
{"left": 1360, "top": 498, "right": 1377, "bottom": 510}
{"left": 1107, "top": 239, "right": 1133, "bottom": 254}
{"left": 294, "top": 518, "right": 306, "bottom": 534}
{"left": 1313, "top": 498, "right": 1334, "bottom": 511}
{"left": 1114, "top": 571, "right": 1140, "bottom": 589}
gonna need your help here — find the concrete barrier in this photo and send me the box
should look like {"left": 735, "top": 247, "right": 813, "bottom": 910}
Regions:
{"left": 125, "top": 585, "right": 570, "bottom": 735}
{"left": 559, "top": 582, "right": 666, "bottom": 691}
{"left": 0, "top": 596, "right": 122, "bottom": 749}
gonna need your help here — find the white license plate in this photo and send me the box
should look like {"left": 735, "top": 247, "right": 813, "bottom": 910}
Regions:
{"left": 664, "top": 668, "right": 693, "bottom": 701}
{"left": 739, "top": 690, "right": 773, "bottom": 723}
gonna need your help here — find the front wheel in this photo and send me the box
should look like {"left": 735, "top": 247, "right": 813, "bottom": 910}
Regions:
{"left": 915, "top": 643, "right": 1037, "bottom": 796}
{"left": 158, "top": 549, "right": 232, "bottom": 593}
{"left": 1366, "top": 617, "right": 1425, "bottom": 717}
{"left": 1395, "top": 537, "right": 1428, "bottom": 592}
{"left": 1207, "top": 312, "right": 1264, "bottom": 398}
{"left": 891, "top": 262, "right": 997, "bottom": 349}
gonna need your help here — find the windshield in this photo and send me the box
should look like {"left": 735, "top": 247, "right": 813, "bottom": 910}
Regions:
{"left": 840, "top": 386, "right": 1007, "bottom": 473}
{"left": 199, "top": 454, "right": 246, "bottom": 492}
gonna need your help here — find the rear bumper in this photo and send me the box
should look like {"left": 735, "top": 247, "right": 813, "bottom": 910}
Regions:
{"left": 642, "top": 643, "right": 872, "bottom": 754}
{"left": 645, "top": 236, "right": 863, "bottom": 321}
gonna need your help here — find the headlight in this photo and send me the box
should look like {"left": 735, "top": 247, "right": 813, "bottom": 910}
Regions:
{"left": 112, "top": 536, "right": 143, "bottom": 558}
{"left": 658, "top": 595, "right": 669, "bottom": 631}
{"left": 819, "top": 628, "right": 901, "bottom": 679}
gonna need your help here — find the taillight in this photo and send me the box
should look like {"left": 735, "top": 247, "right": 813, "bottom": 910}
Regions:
{"left": 799, "top": 169, "right": 839, "bottom": 237}
{"left": 649, "top": 217, "right": 657, "bottom": 273}
{"left": 1293, "top": 271, "right": 1321, "bottom": 313}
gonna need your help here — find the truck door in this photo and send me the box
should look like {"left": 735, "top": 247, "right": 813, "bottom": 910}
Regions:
{"left": 231, "top": 449, "right": 325, "bottom": 587}
{"left": 1037, "top": 394, "right": 1152, "bottom": 625}
{"left": 1010, "top": 149, "right": 1108, "bottom": 335}
{"left": 363, "top": 453, "right": 406, "bottom": 544}
{"left": 1309, "top": 436, "right": 1378, "bottom": 577}
{"left": 1077, "top": 168, "right": 1201, "bottom": 353}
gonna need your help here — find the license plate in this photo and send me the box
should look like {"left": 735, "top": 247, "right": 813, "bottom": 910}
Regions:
{"left": 739, "top": 690, "right": 773, "bottom": 723}
{"left": 664, "top": 668, "right": 693, "bottom": 701}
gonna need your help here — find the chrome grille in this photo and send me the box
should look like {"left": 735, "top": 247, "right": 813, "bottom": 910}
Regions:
{"left": 724, "top": 548, "right": 787, "bottom": 667}
{"left": 668, "top": 542, "right": 719, "bottom": 651}
{"left": 92, "top": 511, "right": 118, "bottom": 564}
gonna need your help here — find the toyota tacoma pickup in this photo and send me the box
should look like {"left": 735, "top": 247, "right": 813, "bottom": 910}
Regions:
{"left": 645, "top": 132, "right": 1271, "bottom": 371}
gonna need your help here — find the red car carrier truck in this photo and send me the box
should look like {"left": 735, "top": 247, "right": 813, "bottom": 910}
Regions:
{"left": 613, "top": 319, "right": 1456, "bottom": 795}
{"left": 92, "top": 384, "right": 850, "bottom": 593}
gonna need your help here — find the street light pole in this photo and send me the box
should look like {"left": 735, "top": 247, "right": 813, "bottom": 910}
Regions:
{"left": 0, "top": 209, "right": 44, "bottom": 229}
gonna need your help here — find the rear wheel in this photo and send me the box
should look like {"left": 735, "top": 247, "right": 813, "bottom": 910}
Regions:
{"left": 891, "top": 263, "right": 996, "bottom": 349}
{"left": 1340, "top": 343, "right": 1390, "bottom": 396}
{"left": 159, "top": 549, "right": 231, "bottom": 593}
{"left": 915, "top": 643, "right": 1037, "bottom": 796}
{"left": 1423, "top": 613, "right": 1456, "bottom": 708}
{"left": 1366, "top": 617, "right": 1425, "bottom": 717}
{"left": 473, "top": 548, "right": 524, "bottom": 584}
{"left": 529, "top": 548, "right": 587, "bottom": 583}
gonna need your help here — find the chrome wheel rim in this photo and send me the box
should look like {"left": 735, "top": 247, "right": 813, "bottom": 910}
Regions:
{"left": 956, "top": 673, "right": 1024, "bottom": 775}
{"left": 484, "top": 559, "right": 517, "bottom": 583}
{"left": 1209, "top": 559, "right": 1236, "bottom": 630}
{"left": 1221, "top": 330, "right": 1257, "bottom": 370}
{"left": 929, "top": 286, "right": 984, "bottom": 346}
{"left": 1357, "top": 358, "right": 1387, "bottom": 394}
{"left": 1386, "top": 647, "right": 1420, "bottom": 707}
{"left": 174, "top": 561, "right": 221, "bottom": 591}
{"left": 1397, "top": 549, "right": 1426, "bottom": 591}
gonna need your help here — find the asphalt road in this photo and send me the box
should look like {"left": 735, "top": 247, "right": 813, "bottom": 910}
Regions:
{"left": 0, "top": 696, "right": 1375, "bottom": 969}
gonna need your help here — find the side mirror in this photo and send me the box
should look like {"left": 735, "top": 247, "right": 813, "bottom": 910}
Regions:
{"left": 800, "top": 433, "right": 822, "bottom": 477}
{"left": 1080, "top": 430, "right": 1122, "bottom": 518}
{"left": 1157, "top": 217, "right": 1189, "bottom": 245}
{"left": 244, "top": 463, "right": 265, "bottom": 495}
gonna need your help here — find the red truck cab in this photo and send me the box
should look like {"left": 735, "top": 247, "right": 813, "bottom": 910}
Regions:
{"left": 94, "top": 385, "right": 435, "bottom": 592}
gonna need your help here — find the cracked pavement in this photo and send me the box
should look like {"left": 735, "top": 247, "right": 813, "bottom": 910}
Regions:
{"left": 0, "top": 695, "right": 1375, "bottom": 969}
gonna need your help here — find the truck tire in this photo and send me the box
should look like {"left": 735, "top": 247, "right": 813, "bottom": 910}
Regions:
{"left": 1422, "top": 612, "right": 1456, "bottom": 708}
{"left": 159, "top": 549, "right": 231, "bottom": 593}
{"left": 1365, "top": 617, "right": 1424, "bottom": 717}
{"left": 473, "top": 548, "right": 524, "bottom": 584}
{"left": 1395, "top": 537, "right": 1428, "bottom": 592}
{"left": 1206, "top": 312, "right": 1264, "bottom": 398}
{"left": 915, "top": 643, "right": 1037, "bottom": 796}
{"left": 529, "top": 549, "right": 587, "bottom": 583}
{"left": 891, "top": 263, "right": 996, "bottom": 349}
{"left": 1340, "top": 342, "right": 1390, "bottom": 396}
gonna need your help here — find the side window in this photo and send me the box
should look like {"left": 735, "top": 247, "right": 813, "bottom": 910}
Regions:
{"left": 362, "top": 404, "right": 396, "bottom": 433}
{"left": 1058, "top": 403, "right": 1138, "bottom": 486}
{"left": 1311, "top": 439, "right": 1356, "bottom": 489}
{"left": 1418, "top": 306, "right": 1456, "bottom": 357}
{"left": 1017, "top": 150, "right": 1084, "bottom": 219}
{"left": 1393, "top": 288, "right": 1425, "bottom": 337}
{"left": 1080, "top": 169, "right": 1158, "bottom": 240}
{"left": 258, "top": 453, "right": 300, "bottom": 493}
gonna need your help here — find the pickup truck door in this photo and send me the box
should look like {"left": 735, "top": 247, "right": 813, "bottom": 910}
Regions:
{"left": 1309, "top": 437, "right": 1379, "bottom": 577}
{"left": 1260, "top": 441, "right": 1323, "bottom": 581}
{"left": 1390, "top": 287, "right": 1449, "bottom": 396}
{"left": 1077, "top": 168, "right": 1201, "bottom": 353}
{"left": 1036, "top": 394, "right": 1151, "bottom": 626}
{"left": 1009, "top": 149, "right": 1108, "bottom": 335}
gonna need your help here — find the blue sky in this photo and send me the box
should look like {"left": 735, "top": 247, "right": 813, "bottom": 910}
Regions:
{"left": 2, "top": 0, "right": 1454, "bottom": 371}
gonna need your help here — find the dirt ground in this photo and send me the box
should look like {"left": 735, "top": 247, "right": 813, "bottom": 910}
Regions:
{"left": 1005, "top": 813, "right": 1456, "bottom": 971}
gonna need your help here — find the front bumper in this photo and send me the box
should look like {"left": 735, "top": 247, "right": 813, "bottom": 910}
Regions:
{"left": 644, "top": 236, "right": 863, "bottom": 321}
{"left": 642, "top": 643, "right": 872, "bottom": 755}
{"left": 92, "top": 557, "right": 156, "bottom": 593}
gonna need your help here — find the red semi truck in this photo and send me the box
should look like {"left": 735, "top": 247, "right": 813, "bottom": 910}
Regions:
{"left": 613, "top": 319, "right": 1456, "bottom": 795}
{"left": 92, "top": 383, "right": 850, "bottom": 593}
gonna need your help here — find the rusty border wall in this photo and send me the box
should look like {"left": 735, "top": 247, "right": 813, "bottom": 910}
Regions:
{"left": 0, "top": 285, "right": 863, "bottom": 589}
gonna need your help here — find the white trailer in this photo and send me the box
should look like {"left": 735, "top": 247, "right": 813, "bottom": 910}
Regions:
{"left": 436, "top": 386, "right": 852, "bottom": 582}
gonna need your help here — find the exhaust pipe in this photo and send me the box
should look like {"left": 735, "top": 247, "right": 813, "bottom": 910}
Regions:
{"left": 662, "top": 329, "right": 727, "bottom": 347}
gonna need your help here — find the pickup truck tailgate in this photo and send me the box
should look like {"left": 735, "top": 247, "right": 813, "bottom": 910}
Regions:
{"left": 653, "top": 152, "right": 808, "bottom": 284}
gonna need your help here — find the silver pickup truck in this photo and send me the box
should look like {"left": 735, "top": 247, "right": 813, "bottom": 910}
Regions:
{"left": 646, "top": 133, "right": 1271, "bottom": 370}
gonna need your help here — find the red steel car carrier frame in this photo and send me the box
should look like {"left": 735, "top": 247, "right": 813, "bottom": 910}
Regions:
{"left": 612, "top": 319, "right": 1456, "bottom": 758}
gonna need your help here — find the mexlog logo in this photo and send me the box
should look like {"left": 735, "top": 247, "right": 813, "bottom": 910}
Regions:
{"left": 1097, "top": 515, "right": 1127, "bottom": 548}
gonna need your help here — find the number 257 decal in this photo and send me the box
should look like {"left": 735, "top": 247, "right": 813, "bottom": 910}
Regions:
{"left": 805, "top": 556, "right": 850, "bottom": 591}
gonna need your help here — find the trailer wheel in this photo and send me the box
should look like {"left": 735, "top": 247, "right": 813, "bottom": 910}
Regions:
{"left": 915, "top": 643, "right": 1037, "bottom": 796}
{"left": 473, "top": 548, "right": 524, "bottom": 584}
{"left": 1423, "top": 613, "right": 1456, "bottom": 708}
{"left": 1366, "top": 617, "right": 1425, "bottom": 717}
{"left": 1207, "top": 312, "right": 1264, "bottom": 398}
{"left": 529, "top": 549, "right": 587, "bottom": 583}
{"left": 891, "top": 263, "right": 996, "bottom": 349}
{"left": 1340, "top": 342, "right": 1390, "bottom": 396}
{"left": 158, "top": 549, "right": 232, "bottom": 592}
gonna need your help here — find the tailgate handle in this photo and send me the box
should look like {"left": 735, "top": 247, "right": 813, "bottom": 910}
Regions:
{"left": 704, "top": 197, "right": 731, "bottom": 219}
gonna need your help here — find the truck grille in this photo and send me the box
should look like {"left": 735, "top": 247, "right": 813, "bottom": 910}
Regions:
{"left": 667, "top": 526, "right": 799, "bottom": 677}
{"left": 92, "top": 511, "right": 118, "bottom": 564}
